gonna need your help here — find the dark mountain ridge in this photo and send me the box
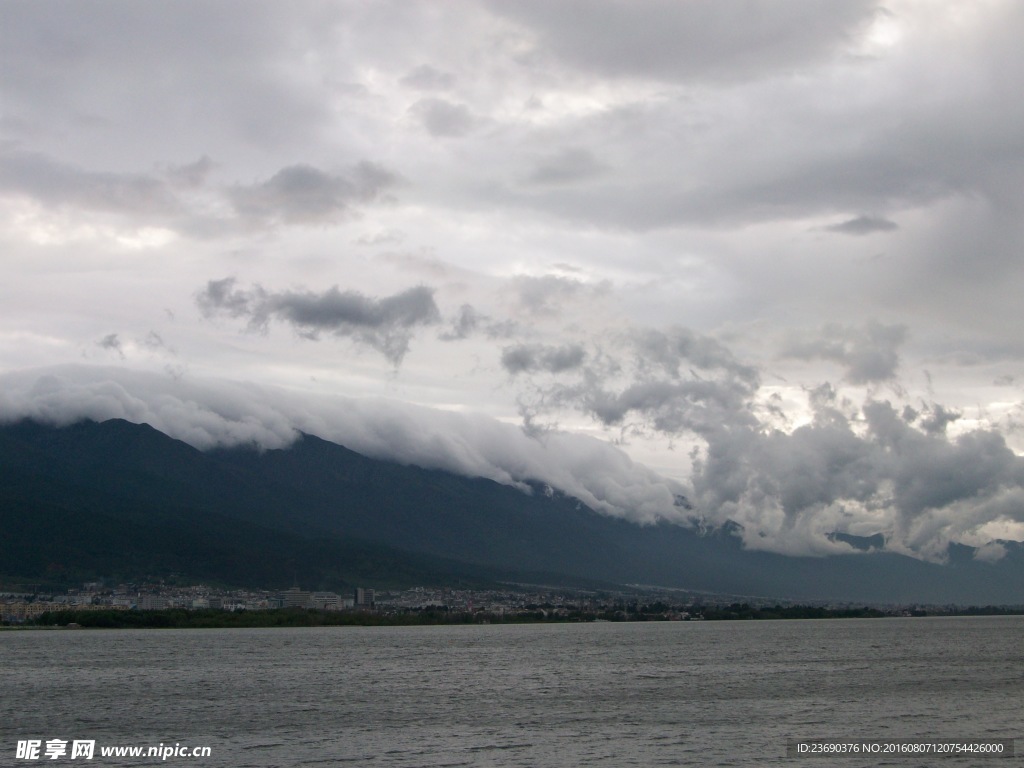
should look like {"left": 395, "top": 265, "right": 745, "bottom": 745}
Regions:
{"left": 2, "top": 418, "right": 1023, "bottom": 603}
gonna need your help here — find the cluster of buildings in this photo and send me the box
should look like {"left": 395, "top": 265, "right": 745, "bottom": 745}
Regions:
{"left": 380, "top": 585, "right": 606, "bottom": 615}
{"left": 9, "top": 580, "right": 912, "bottom": 624}
{"left": 3, "top": 579, "right": 672, "bottom": 623}
{"left": 1, "top": 582, "right": 377, "bottom": 623}
{"left": 276, "top": 586, "right": 376, "bottom": 611}
{"left": 3, "top": 578, "right": 1009, "bottom": 624}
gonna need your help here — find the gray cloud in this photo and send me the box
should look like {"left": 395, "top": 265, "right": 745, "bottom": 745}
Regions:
{"left": 142, "top": 331, "right": 175, "bottom": 356}
{"left": 631, "top": 327, "right": 759, "bottom": 385}
{"left": 96, "top": 333, "right": 125, "bottom": 359}
{"left": 355, "top": 229, "right": 406, "bottom": 247}
{"left": 913, "top": 402, "right": 961, "bottom": 437}
{"left": 0, "top": 1, "right": 338, "bottom": 159}
{"left": 493, "top": 128, "right": 971, "bottom": 232}
{"left": 165, "top": 156, "right": 216, "bottom": 188}
{"left": 513, "top": 274, "right": 607, "bottom": 316}
{"left": 514, "top": 327, "right": 762, "bottom": 438}
{"left": 690, "top": 395, "right": 1024, "bottom": 559}
{"left": 228, "top": 162, "right": 400, "bottom": 225}
{"left": 783, "top": 322, "right": 908, "bottom": 384}
{"left": 197, "top": 279, "right": 440, "bottom": 365}
{"left": 824, "top": 214, "right": 899, "bottom": 236}
{"left": 473, "top": 7, "right": 1024, "bottom": 239}
{"left": 438, "top": 305, "right": 520, "bottom": 342}
{"left": 409, "top": 98, "right": 476, "bottom": 137}
{"left": 865, "top": 401, "right": 1023, "bottom": 522}
{"left": 0, "top": 150, "right": 399, "bottom": 234}
{"left": 526, "top": 148, "right": 608, "bottom": 185}
{"left": 493, "top": 0, "right": 878, "bottom": 83}
{"left": 496, "top": 318, "right": 1024, "bottom": 558}
{"left": 571, "top": 377, "right": 758, "bottom": 436}
{"left": 400, "top": 64, "right": 456, "bottom": 91}
{"left": 195, "top": 277, "right": 253, "bottom": 319}
{"left": 440, "top": 304, "right": 482, "bottom": 341}
{"left": 501, "top": 343, "right": 586, "bottom": 375}
{"left": 0, "top": 149, "right": 183, "bottom": 217}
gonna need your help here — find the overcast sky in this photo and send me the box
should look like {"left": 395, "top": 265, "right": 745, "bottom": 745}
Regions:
{"left": 3, "top": 1, "right": 1024, "bottom": 560}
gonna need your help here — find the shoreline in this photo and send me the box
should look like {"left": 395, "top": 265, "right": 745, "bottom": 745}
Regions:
{"left": 6, "top": 604, "right": 1023, "bottom": 630}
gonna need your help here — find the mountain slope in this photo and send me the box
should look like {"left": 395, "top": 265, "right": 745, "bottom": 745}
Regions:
{"left": 2, "top": 418, "right": 1023, "bottom": 603}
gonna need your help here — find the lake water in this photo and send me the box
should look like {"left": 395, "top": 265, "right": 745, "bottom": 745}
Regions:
{"left": 2, "top": 617, "right": 1022, "bottom": 766}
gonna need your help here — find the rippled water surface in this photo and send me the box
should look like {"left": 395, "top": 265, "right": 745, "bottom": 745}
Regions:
{"left": 3, "top": 617, "right": 1022, "bottom": 766}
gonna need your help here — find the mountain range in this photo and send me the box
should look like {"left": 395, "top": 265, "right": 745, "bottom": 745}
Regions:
{"left": 2, "top": 418, "right": 1023, "bottom": 604}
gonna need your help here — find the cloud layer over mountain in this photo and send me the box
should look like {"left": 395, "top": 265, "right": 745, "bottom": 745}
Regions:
{"left": 3, "top": 2, "right": 1024, "bottom": 562}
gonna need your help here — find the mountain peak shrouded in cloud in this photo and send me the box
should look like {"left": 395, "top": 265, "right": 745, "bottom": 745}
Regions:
{"left": 3, "top": 365, "right": 1024, "bottom": 565}
{"left": 4, "top": 3, "right": 1024, "bottom": 587}
{"left": 8, "top": 416, "right": 1023, "bottom": 602}
{"left": 0, "top": 366, "right": 688, "bottom": 527}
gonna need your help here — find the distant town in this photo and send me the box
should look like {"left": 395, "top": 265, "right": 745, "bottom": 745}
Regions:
{"left": 7, "top": 582, "right": 682, "bottom": 623}
{"left": 4, "top": 580, "right": 1022, "bottom": 627}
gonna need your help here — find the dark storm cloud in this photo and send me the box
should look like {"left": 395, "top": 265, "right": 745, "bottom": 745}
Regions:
{"left": 197, "top": 278, "right": 440, "bottom": 365}
{"left": 228, "top": 162, "right": 401, "bottom": 225}
{"left": 783, "top": 322, "right": 907, "bottom": 384}
{"left": 863, "top": 401, "right": 1023, "bottom": 517}
{"left": 526, "top": 149, "right": 608, "bottom": 185}
{"left": 913, "top": 402, "right": 961, "bottom": 437}
{"left": 824, "top": 214, "right": 899, "bottom": 236}
{"left": 501, "top": 343, "right": 586, "bottom": 375}
{"left": 692, "top": 413, "right": 875, "bottom": 525}
{"left": 689, "top": 394, "right": 1024, "bottom": 558}
{"left": 492, "top": 0, "right": 878, "bottom": 82}
{"left": 497, "top": 318, "right": 1024, "bottom": 557}
{"left": 400, "top": 64, "right": 456, "bottom": 91}
{"left": 409, "top": 98, "right": 476, "bottom": 137}
{"left": 0, "top": 149, "right": 182, "bottom": 217}
{"left": 518, "top": 327, "right": 762, "bottom": 436}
